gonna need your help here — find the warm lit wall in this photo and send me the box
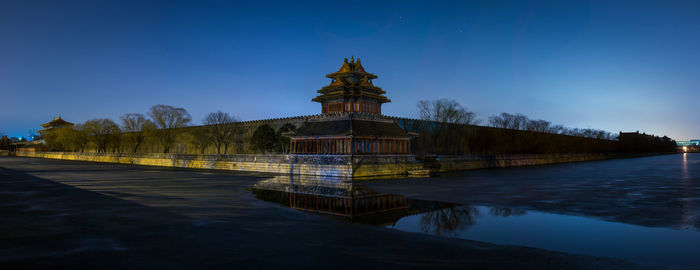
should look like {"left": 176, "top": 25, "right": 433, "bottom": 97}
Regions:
{"left": 14, "top": 152, "right": 423, "bottom": 177}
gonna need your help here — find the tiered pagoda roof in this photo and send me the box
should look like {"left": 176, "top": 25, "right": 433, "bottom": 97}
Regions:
{"left": 313, "top": 57, "right": 390, "bottom": 104}
{"left": 38, "top": 116, "right": 74, "bottom": 134}
{"left": 40, "top": 116, "right": 73, "bottom": 128}
{"left": 289, "top": 58, "right": 412, "bottom": 155}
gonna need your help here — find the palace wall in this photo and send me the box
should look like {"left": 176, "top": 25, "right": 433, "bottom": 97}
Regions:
{"left": 46, "top": 112, "right": 671, "bottom": 156}
{"left": 12, "top": 151, "right": 667, "bottom": 177}
{"left": 13, "top": 151, "right": 423, "bottom": 177}
{"left": 422, "top": 153, "right": 669, "bottom": 172}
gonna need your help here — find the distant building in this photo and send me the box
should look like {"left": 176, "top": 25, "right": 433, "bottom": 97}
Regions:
{"left": 676, "top": 140, "right": 700, "bottom": 146}
{"left": 289, "top": 57, "right": 412, "bottom": 155}
{"left": 11, "top": 116, "right": 74, "bottom": 152}
{"left": 37, "top": 116, "right": 74, "bottom": 138}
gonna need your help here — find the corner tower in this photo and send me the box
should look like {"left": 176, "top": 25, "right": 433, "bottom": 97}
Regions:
{"left": 289, "top": 57, "right": 412, "bottom": 156}
{"left": 313, "top": 57, "right": 390, "bottom": 114}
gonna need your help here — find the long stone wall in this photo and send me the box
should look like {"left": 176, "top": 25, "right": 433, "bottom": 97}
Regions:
{"left": 13, "top": 151, "right": 423, "bottom": 178}
{"left": 426, "top": 153, "right": 666, "bottom": 172}
{"left": 11, "top": 151, "right": 667, "bottom": 177}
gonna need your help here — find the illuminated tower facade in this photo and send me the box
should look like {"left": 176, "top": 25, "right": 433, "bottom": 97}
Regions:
{"left": 313, "top": 57, "right": 390, "bottom": 114}
{"left": 289, "top": 57, "right": 411, "bottom": 155}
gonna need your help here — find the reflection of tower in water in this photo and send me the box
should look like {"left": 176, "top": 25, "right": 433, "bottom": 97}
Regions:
{"left": 251, "top": 175, "right": 528, "bottom": 234}
{"left": 251, "top": 175, "right": 455, "bottom": 226}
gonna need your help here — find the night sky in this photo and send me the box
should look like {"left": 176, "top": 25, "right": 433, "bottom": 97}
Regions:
{"left": 1, "top": 0, "right": 699, "bottom": 140}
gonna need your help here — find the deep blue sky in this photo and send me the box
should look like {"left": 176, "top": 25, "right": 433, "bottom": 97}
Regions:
{"left": 1, "top": 0, "right": 699, "bottom": 140}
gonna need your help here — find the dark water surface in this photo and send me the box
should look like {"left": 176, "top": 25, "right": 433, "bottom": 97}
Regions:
{"left": 252, "top": 153, "right": 700, "bottom": 268}
{"left": 388, "top": 205, "right": 699, "bottom": 267}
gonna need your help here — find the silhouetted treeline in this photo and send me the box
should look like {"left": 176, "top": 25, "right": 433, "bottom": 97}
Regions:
{"left": 406, "top": 99, "right": 676, "bottom": 156}
{"left": 39, "top": 101, "right": 677, "bottom": 155}
{"left": 618, "top": 132, "right": 677, "bottom": 153}
{"left": 43, "top": 104, "right": 296, "bottom": 155}
{"left": 409, "top": 123, "right": 622, "bottom": 156}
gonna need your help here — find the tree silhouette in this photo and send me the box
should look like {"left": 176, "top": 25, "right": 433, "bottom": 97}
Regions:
{"left": 276, "top": 123, "right": 297, "bottom": 153}
{"left": 148, "top": 105, "right": 191, "bottom": 153}
{"left": 120, "top": 113, "right": 155, "bottom": 153}
{"left": 203, "top": 111, "right": 239, "bottom": 154}
{"left": 250, "top": 124, "right": 277, "bottom": 153}
{"left": 83, "top": 118, "right": 119, "bottom": 153}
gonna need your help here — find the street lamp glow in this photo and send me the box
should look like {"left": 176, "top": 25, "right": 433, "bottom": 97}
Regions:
{"left": 682, "top": 146, "right": 688, "bottom": 152}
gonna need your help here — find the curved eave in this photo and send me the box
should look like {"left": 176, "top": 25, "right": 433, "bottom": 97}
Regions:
{"left": 325, "top": 72, "right": 378, "bottom": 80}
{"left": 313, "top": 93, "right": 391, "bottom": 104}
{"left": 318, "top": 85, "right": 385, "bottom": 94}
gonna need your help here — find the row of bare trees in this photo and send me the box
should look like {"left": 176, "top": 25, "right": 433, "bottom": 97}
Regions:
{"left": 45, "top": 105, "right": 241, "bottom": 154}
{"left": 414, "top": 99, "right": 621, "bottom": 155}
{"left": 417, "top": 99, "right": 617, "bottom": 140}
{"left": 488, "top": 112, "right": 616, "bottom": 140}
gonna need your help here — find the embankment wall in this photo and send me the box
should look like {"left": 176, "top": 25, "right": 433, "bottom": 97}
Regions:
{"left": 13, "top": 152, "right": 423, "bottom": 178}
{"left": 12, "top": 151, "right": 669, "bottom": 177}
{"left": 426, "top": 153, "right": 668, "bottom": 172}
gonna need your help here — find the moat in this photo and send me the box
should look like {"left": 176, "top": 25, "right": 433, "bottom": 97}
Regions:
{"left": 0, "top": 154, "right": 698, "bottom": 269}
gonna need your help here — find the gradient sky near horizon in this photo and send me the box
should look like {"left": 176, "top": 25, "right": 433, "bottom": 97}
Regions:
{"left": 1, "top": 0, "right": 699, "bottom": 140}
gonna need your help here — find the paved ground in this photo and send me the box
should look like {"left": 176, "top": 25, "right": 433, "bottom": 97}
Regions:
{"left": 0, "top": 156, "right": 686, "bottom": 269}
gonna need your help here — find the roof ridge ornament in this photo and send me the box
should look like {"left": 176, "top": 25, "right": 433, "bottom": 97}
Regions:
{"left": 354, "top": 58, "right": 366, "bottom": 73}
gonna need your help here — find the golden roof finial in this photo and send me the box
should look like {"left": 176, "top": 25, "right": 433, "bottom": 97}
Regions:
{"left": 350, "top": 56, "right": 354, "bottom": 63}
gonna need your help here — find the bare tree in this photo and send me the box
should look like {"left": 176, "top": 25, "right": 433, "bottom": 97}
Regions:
{"left": 121, "top": 113, "right": 155, "bottom": 153}
{"left": 148, "top": 105, "right": 191, "bottom": 153}
{"left": 489, "top": 112, "right": 528, "bottom": 130}
{"left": 83, "top": 118, "right": 120, "bottom": 153}
{"left": 525, "top": 119, "right": 551, "bottom": 133}
{"left": 418, "top": 99, "right": 479, "bottom": 125}
{"left": 109, "top": 128, "right": 122, "bottom": 153}
{"left": 189, "top": 127, "right": 210, "bottom": 154}
{"left": 203, "top": 111, "right": 239, "bottom": 154}
{"left": 419, "top": 206, "right": 479, "bottom": 236}
{"left": 417, "top": 99, "right": 479, "bottom": 155}
{"left": 549, "top": 124, "right": 566, "bottom": 134}
{"left": 72, "top": 124, "right": 88, "bottom": 152}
